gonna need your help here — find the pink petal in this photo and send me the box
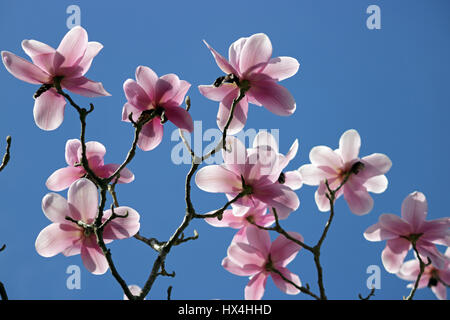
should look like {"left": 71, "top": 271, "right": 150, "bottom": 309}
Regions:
{"left": 103, "top": 206, "right": 140, "bottom": 241}
{"left": 62, "top": 238, "right": 83, "bottom": 257}
{"left": 164, "top": 105, "right": 194, "bottom": 132}
{"left": 195, "top": 165, "right": 241, "bottom": 193}
{"left": 270, "top": 232, "right": 303, "bottom": 267}
{"left": 41, "top": 193, "right": 70, "bottom": 223}
{"left": 298, "top": 164, "right": 329, "bottom": 186}
{"left": 245, "top": 226, "right": 271, "bottom": 257}
{"left": 122, "top": 102, "right": 143, "bottom": 123}
{"left": 135, "top": 65, "right": 158, "bottom": 101}
{"left": 396, "top": 259, "right": 420, "bottom": 281}
{"left": 68, "top": 178, "right": 99, "bottom": 223}
{"left": 123, "top": 78, "right": 151, "bottom": 108}
{"left": 420, "top": 218, "right": 450, "bottom": 245}
{"left": 156, "top": 74, "right": 180, "bottom": 104}
{"left": 416, "top": 242, "right": 448, "bottom": 270}
{"left": 21, "top": 39, "right": 61, "bottom": 75}
{"left": 382, "top": 238, "right": 411, "bottom": 273}
{"left": 198, "top": 84, "right": 236, "bottom": 102}
{"left": 35, "top": 223, "right": 81, "bottom": 257}
{"left": 432, "top": 283, "right": 447, "bottom": 300}
{"left": 62, "top": 76, "right": 110, "bottom": 97}
{"left": 137, "top": 119, "right": 164, "bottom": 151}
{"left": 359, "top": 153, "right": 392, "bottom": 179}
{"left": 245, "top": 147, "right": 279, "bottom": 182}
{"left": 363, "top": 222, "right": 398, "bottom": 242}
{"left": 261, "top": 56, "right": 299, "bottom": 81}
{"left": 166, "top": 80, "right": 191, "bottom": 106}
{"left": 222, "top": 257, "right": 260, "bottom": 276}
{"left": 57, "top": 26, "right": 88, "bottom": 68}
{"left": 95, "top": 164, "right": 134, "bottom": 184}
{"left": 46, "top": 166, "right": 85, "bottom": 191}
{"left": 33, "top": 88, "right": 66, "bottom": 131}
{"left": 284, "top": 170, "right": 303, "bottom": 190}
{"left": 203, "top": 40, "right": 237, "bottom": 75}
{"left": 254, "top": 184, "right": 299, "bottom": 219}
{"left": 217, "top": 89, "right": 248, "bottom": 135}
{"left": 205, "top": 209, "right": 245, "bottom": 229}
{"left": 343, "top": 184, "right": 374, "bottom": 215}
{"left": 245, "top": 272, "right": 268, "bottom": 300}
{"left": 379, "top": 214, "right": 412, "bottom": 236}
{"left": 248, "top": 81, "right": 295, "bottom": 116}
{"left": 338, "top": 129, "right": 361, "bottom": 164}
{"left": 252, "top": 131, "right": 279, "bottom": 152}
{"left": 364, "top": 175, "right": 388, "bottom": 194}
{"left": 1, "top": 51, "right": 51, "bottom": 84}
{"left": 315, "top": 180, "right": 331, "bottom": 212}
{"left": 401, "top": 191, "right": 428, "bottom": 232}
{"left": 77, "top": 41, "right": 103, "bottom": 76}
{"left": 65, "top": 139, "right": 82, "bottom": 166}
{"left": 239, "top": 33, "right": 272, "bottom": 75}
{"left": 309, "top": 146, "right": 343, "bottom": 171}
{"left": 81, "top": 236, "right": 109, "bottom": 275}
{"left": 228, "top": 37, "right": 247, "bottom": 73}
{"left": 271, "top": 267, "right": 301, "bottom": 295}
{"left": 222, "top": 136, "right": 247, "bottom": 176}
{"left": 82, "top": 141, "right": 106, "bottom": 167}
{"left": 227, "top": 243, "right": 266, "bottom": 268}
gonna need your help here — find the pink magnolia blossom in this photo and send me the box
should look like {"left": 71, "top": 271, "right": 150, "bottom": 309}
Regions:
{"left": 35, "top": 178, "right": 140, "bottom": 274}
{"left": 195, "top": 136, "right": 299, "bottom": 220}
{"left": 364, "top": 191, "right": 450, "bottom": 273}
{"left": 199, "top": 33, "right": 299, "bottom": 134}
{"left": 122, "top": 66, "right": 193, "bottom": 151}
{"left": 396, "top": 248, "right": 450, "bottom": 300}
{"left": 222, "top": 225, "right": 303, "bottom": 300}
{"left": 299, "top": 129, "right": 392, "bottom": 215}
{"left": 1, "top": 26, "right": 110, "bottom": 131}
{"left": 46, "top": 139, "right": 134, "bottom": 191}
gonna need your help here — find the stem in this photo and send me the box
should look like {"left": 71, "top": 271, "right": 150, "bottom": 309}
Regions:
{"left": 270, "top": 267, "right": 320, "bottom": 300}
{"left": 0, "top": 282, "right": 7, "bottom": 300}
{"left": 0, "top": 136, "right": 11, "bottom": 172}
{"left": 405, "top": 243, "right": 431, "bottom": 300}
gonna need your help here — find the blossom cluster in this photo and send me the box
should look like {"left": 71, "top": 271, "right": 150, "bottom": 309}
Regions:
{"left": 1, "top": 26, "right": 448, "bottom": 300}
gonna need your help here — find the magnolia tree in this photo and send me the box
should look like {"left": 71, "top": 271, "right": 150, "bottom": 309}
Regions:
{"left": 1, "top": 27, "right": 449, "bottom": 300}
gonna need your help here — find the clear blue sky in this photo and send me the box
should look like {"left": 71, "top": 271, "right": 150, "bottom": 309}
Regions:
{"left": 0, "top": 0, "right": 449, "bottom": 300}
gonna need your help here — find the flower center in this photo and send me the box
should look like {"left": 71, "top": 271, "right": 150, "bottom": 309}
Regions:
{"left": 264, "top": 255, "right": 273, "bottom": 272}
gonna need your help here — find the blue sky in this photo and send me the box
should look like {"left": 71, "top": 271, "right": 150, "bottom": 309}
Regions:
{"left": 0, "top": 0, "right": 449, "bottom": 300}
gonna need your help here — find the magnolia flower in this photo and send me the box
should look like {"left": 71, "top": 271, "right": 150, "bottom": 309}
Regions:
{"left": 222, "top": 226, "right": 303, "bottom": 300}
{"left": 35, "top": 178, "right": 140, "bottom": 274}
{"left": 252, "top": 131, "right": 302, "bottom": 191}
{"left": 205, "top": 202, "right": 275, "bottom": 230}
{"left": 299, "top": 129, "right": 391, "bottom": 215}
{"left": 122, "top": 66, "right": 193, "bottom": 151}
{"left": 199, "top": 33, "right": 299, "bottom": 134}
{"left": 396, "top": 248, "right": 450, "bottom": 300}
{"left": 46, "top": 139, "right": 134, "bottom": 191}
{"left": 195, "top": 136, "right": 299, "bottom": 219}
{"left": 1, "top": 26, "right": 110, "bottom": 130}
{"left": 364, "top": 191, "right": 450, "bottom": 273}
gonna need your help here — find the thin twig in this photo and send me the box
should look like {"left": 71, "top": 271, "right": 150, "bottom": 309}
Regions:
{"left": 405, "top": 243, "right": 432, "bottom": 300}
{"left": 359, "top": 287, "right": 376, "bottom": 300}
{"left": 0, "top": 136, "right": 12, "bottom": 172}
{"left": 270, "top": 267, "right": 320, "bottom": 300}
